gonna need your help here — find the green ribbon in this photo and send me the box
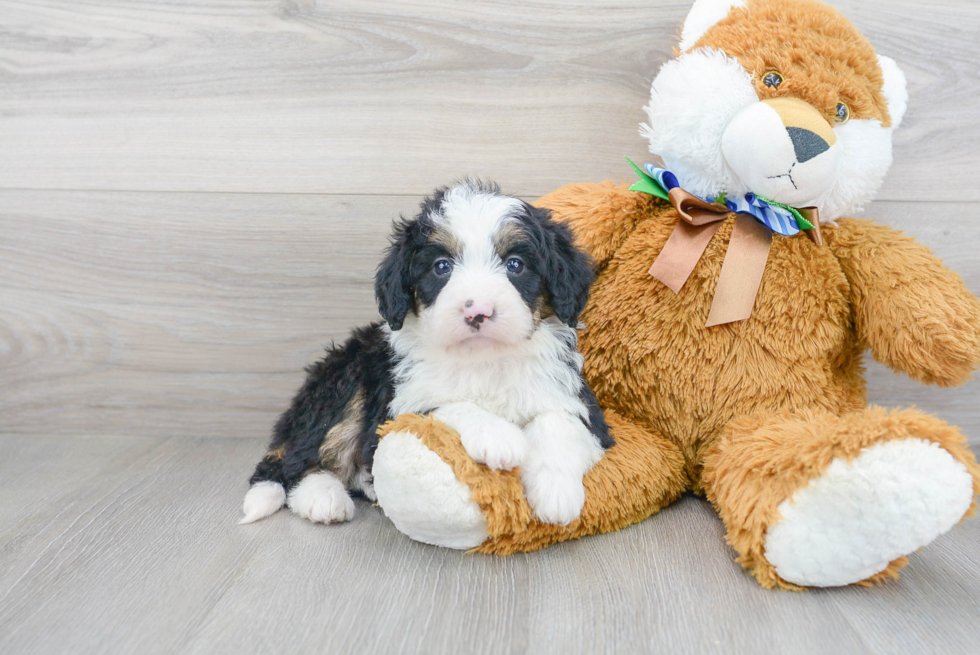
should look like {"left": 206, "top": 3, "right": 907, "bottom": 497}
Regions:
{"left": 625, "top": 155, "right": 815, "bottom": 232}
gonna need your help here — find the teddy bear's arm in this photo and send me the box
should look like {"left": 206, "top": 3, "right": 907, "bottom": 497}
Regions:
{"left": 536, "top": 181, "right": 656, "bottom": 268}
{"left": 827, "top": 217, "right": 980, "bottom": 386}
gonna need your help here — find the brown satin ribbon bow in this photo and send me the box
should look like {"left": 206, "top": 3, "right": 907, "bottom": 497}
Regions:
{"left": 647, "top": 188, "right": 823, "bottom": 327}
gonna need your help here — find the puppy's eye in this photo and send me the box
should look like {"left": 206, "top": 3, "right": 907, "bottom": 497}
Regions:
{"left": 762, "top": 71, "right": 783, "bottom": 89}
{"left": 505, "top": 257, "right": 524, "bottom": 274}
{"left": 433, "top": 259, "right": 453, "bottom": 276}
{"left": 835, "top": 102, "right": 850, "bottom": 124}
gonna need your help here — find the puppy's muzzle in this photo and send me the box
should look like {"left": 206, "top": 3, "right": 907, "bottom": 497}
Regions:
{"left": 464, "top": 300, "right": 494, "bottom": 330}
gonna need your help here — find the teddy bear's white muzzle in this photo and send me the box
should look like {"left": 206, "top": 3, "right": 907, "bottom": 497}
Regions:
{"left": 721, "top": 97, "right": 839, "bottom": 207}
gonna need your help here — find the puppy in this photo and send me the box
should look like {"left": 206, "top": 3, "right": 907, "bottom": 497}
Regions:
{"left": 241, "top": 180, "right": 612, "bottom": 528}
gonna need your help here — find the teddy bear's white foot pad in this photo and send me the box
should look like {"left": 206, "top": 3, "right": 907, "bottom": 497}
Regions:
{"left": 373, "top": 430, "right": 489, "bottom": 549}
{"left": 764, "top": 438, "right": 974, "bottom": 587}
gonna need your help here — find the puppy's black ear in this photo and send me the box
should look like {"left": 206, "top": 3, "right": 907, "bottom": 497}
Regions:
{"left": 529, "top": 204, "right": 595, "bottom": 327}
{"left": 374, "top": 220, "right": 415, "bottom": 331}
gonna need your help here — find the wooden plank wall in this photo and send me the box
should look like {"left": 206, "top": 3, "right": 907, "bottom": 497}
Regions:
{"left": 2, "top": 0, "right": 979, "bottom": 441}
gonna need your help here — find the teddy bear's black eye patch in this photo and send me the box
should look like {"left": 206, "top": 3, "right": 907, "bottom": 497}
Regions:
{"left": 763, "top": 71, "right": 783, "bottom": 89}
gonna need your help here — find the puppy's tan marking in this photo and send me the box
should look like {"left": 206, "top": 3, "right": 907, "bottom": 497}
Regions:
{"left": 429, "top": 224, "right": 463, "bottom": 258}
{"left": 264, "top": 446, "right": 285, "bottom": 462}
{"left": 493, "top": 222, "right": 527, "bottom": 259}
{"left": 318, "top": 390, "right": 365, "bottom": 483}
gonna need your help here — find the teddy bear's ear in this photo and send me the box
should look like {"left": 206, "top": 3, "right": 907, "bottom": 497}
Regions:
{"left": 678, "top": 0, "right": 747, "bottom": 52}
{"left": 878, "top": 55, "right": 908, "bottom": 129}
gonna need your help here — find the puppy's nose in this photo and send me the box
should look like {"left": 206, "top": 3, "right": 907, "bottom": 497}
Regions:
{"left": 463, "top": 300, "right": 494, "bottom": 328}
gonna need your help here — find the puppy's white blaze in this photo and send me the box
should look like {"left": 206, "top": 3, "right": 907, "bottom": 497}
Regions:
{"left": 287, "top": 471, "right": 355, "bottom": 524}
{"left": 239, "top": 481, "right": 286, "bottom": 524}
{"left": 436, "top": 184, "right": 523, "bottom": 260}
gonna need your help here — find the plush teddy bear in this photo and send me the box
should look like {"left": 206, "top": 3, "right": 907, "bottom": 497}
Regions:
{"left": 370, "top": 0, "right": 980, "bottom": 589}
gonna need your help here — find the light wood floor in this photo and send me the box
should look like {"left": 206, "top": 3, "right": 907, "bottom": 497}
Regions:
{"left": 3, "top": 434, "right": 980, "bottom": 655}
{"left": 2, "top": 1, "right": 980, "bottom": 653}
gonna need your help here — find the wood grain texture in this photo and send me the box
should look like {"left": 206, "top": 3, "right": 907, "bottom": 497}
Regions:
{"left": 0, "top": 0, "right": 978, "bottom": 199}
{"left": 0, "top": 434, "right": 978, "bottom": 655}
{"left": 2, "top": 2, "right": 980, "bottom": 650}
{"left": 2, "top": 191, "right": 979, "bottom": 442}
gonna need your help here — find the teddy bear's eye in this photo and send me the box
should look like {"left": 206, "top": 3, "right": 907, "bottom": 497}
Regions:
{"left": 835, "top": 102, "right": 850, "bottom": 124}
{"left": 762, "top": 71, "right": 783, "bottom": 89}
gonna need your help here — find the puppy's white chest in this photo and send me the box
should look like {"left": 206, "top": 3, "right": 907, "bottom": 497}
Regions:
{"left": 387, "top": 324, "right": 585, "bottom": 426}
{"left": 390, "top": 358, "right": 541, "bottom": 425}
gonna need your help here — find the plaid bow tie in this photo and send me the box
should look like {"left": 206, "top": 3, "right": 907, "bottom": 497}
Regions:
{"left": 625, "top": 157, "right": 823, "bottom": 327}
{"left": 643, "top": 163, "right": 809, "bottom": 236}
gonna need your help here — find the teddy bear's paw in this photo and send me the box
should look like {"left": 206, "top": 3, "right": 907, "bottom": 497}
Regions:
{"left": 522, "top": 468, "right": 587, "bottom": 526}
{"left": 373, "top": 429, "right": 489, "bottom": 549}
{"left": 287, "top": 472, "right": 355, "bottom": 524}
{"left": 763, "top": 438, "right": 975, "bottom": 587}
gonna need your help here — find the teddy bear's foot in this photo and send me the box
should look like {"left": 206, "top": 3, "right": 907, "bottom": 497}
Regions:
{"left": 373, "top": 411, "right": 687, "bottom": 554}
{"left": 704, "top": 406, "right": 980, "bottom": 590}
{"left": 763, "top": 437, "right": 974, "bottom": 587}
{"left": 373, "top": 425, "right": 489, "bottom": 549}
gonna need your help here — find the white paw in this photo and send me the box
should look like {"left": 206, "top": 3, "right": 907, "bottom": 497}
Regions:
{"left": 287, "top": 472, "right": 355, "bottom": 524}
{"left": 239, "top": 481, "right": 286, "bottom": 524}
{"left": 522, "top": 469, "right": 586, "bottom": 525}
{"left": 458, "top": 417, "right": 527, "bottom": 471}
{"left": 764, "top": 438, "right": 975, "bottom": 587}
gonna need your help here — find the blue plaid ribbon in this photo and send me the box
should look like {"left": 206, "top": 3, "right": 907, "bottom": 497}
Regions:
{"left": 643, "top": 163, "right": 803, "bottom": 237}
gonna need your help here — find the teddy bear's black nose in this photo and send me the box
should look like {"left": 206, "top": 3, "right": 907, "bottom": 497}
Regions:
{"left": 787, "top": 127, "right": 830, "bottom": 163}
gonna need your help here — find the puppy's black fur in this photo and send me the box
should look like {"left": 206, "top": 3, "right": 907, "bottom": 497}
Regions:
{"left": 249, "top": 182, "right": 611, "bottom": 498}
{"left": 249, "top": 323, "right": 393, "bottom": 494}
{"left": 518, "top": 202, "right": 595, "bottom": 327}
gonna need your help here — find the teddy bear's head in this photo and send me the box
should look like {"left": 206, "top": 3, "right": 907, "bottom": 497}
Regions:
{"left": 641, "top": 0, "right": 907, "bottom": 220}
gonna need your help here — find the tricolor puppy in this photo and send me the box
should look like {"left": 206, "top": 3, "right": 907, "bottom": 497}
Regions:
{"left": 241, "top": 180, "right": 612, "bottom": 528}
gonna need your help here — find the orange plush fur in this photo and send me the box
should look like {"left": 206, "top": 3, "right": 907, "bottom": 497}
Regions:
{"left": 377, "top": 0, "right": 980, "bottom": 589}
{"left": 689, "top": 0, "right": 893, "bottom": 126}
{"left": 381, "top": 187, "right": 980, "bottom": 588}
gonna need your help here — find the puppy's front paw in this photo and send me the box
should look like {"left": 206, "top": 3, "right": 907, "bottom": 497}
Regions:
{"left": 287, "top": 472, "right": 355, "bottom": 524}
{"left": 459, "top": 418, "right": 527, "bottom": 471}
{"left": 523, "top": 469, "right": 586, "bottom": 525}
